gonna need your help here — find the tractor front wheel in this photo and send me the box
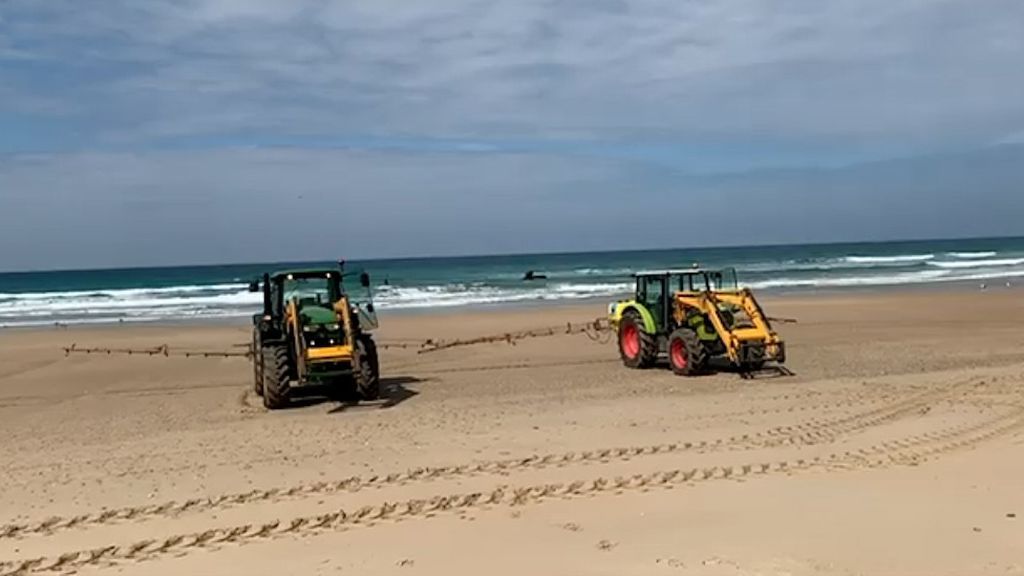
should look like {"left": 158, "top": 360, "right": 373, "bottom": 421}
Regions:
{"left": 262, "top": 344, "right": 291, "bottom": 409}
{"left": 668, "top": 328, "right": 707, "bottom": 376}
{"left": 354, "top": 335, "right": 381, "bottom": 401}
{"left": 618, "top": 310, "right": 657, "bottom": 369}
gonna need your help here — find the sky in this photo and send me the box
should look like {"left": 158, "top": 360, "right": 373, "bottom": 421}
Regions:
{"left": 1, "top": 0, "right": 1023, "bottom": 270}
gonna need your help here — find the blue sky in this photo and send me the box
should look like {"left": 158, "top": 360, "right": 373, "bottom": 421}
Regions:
{"left": 1, "top": 0, "right": 1023, "bottom": 270}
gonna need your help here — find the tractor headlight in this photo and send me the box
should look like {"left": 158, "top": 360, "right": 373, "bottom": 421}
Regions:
{"left": 325, "top": 323, "right": 340, "bottom": 332}
{"left": 608, "top": 302, "right": 617, "bottom": 316}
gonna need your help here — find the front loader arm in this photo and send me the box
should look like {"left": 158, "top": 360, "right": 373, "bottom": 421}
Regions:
{"left": 711, "top": 290, "right": 785, "bottom": 363}
{"left": 333, "top": 296, "right": 356, "bottom": 345}
{"left": 286, "top": 300, "right": 306, "bottom": 380}
{"left": 696, "top": 293, "right": 743, "bottom": 363}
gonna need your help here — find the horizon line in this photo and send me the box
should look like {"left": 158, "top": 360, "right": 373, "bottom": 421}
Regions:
{"left": 2, "top": 233, "right": 1022, "bottom": 276}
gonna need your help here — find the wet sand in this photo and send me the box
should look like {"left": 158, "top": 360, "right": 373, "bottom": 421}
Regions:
{"left": 1, "top": 290, "right": 1023, "bottom": 575}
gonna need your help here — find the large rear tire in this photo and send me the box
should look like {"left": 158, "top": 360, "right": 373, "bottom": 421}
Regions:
{"left": 354, "top": 335, "right": 381, "bottom": 401}
{"left": 262, "top": 344, "right": 291, "bottom": 409}
{"left": 252, "top": 331, "right": 264, "bottom": 397}
{"left": 618, "top": 310, "right": 657, "bottom": 369}
{"left": 668, "top": 328, "right": 707, "bottom": 376}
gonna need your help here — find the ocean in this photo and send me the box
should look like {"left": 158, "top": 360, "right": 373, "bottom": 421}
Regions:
{"left": 2, "top": 237, "right": 1024, "bottom": 327}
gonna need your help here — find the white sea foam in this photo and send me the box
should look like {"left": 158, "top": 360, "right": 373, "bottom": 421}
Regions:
{"left": 0, "top": 283, "right": 247, "bottom": 302}
{"left": 927, "top": 258, "right": 1024, "bottom": 269}
{"left": 746, "top": 270, "right": 949, "bottom": 289}
{"left": 843, "top": 254, "right": 935, "bottom": 264}
{"left": 746, "top": 266, "right": 1024, "bottom": 290}
{"left": 376, "top": 282, "right": 632, "bottom": 309}
{"left": 946, "top": 251, "right": 998, "bottom": 258}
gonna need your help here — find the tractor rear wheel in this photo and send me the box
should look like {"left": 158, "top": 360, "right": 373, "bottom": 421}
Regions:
{"left": 618, "top": 310, "right": 657, "bottom": 369}
{"left": 668, "top": 328, "right": 707, "bottom": 376}
{"left": 354, "top": 335, "right": 381, "bottom": 401}
{"left": 262, "top": 344, "right": 291, "bottom": 409}
{"left": 252, "top": 331, "right": 264, "bottom": 397}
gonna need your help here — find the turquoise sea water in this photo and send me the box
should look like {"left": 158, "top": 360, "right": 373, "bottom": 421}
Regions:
{"left": 2, "top": 237, "right": 1024, "bottom": 326}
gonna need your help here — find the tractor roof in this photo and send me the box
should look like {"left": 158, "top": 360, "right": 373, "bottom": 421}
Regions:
{"left": 270, "top": 268, "right": 339, "bottom": 280}
{"left": 632, "top": 268, "right": 719, "bottom": 277}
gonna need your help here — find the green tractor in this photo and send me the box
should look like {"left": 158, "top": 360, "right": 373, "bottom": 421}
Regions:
{"left": 608, "top": 267, "right": 786, "bottom": 375}
{"left": 249, "top": 262, "right": 380, "bottom": 410}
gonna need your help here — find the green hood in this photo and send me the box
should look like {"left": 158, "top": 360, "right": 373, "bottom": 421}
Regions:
{"left": 300, "top": 305, "right": 338, "bottom": 326}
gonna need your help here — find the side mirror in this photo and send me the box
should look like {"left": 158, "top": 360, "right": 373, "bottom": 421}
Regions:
{"left": 359, "top": 272, "right": 370, "bottom": 287}
{"left": 248, "top": 280, "right": 260, "bottom": 293}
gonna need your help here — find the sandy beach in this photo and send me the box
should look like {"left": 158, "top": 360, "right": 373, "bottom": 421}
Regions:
{"left": 1, "top": 289, "right": 1023, "bottom": 575}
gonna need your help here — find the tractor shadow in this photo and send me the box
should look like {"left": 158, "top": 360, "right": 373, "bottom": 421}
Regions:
{"left": 327, "top": 376, "right": 425, "bottom": 414}
{"left": 653, "top": 358, "right": 795, "bottom": 380}
{"left": 733, "top": 364, "right": 795, "bottom": 380}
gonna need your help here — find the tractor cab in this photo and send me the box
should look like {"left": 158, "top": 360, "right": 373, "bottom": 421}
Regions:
{"left": 625, "top": 267, "right": 739, "bottom": 334}
{"left": 250, "top": 265, "right": 377, "bottom": 336}
{"left": 679, "top": 267, "right": 739, "bottom": 293}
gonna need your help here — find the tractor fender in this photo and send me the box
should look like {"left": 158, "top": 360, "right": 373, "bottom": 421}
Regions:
{"left": 609, "top": 300, "right": 657, "bottom": 334}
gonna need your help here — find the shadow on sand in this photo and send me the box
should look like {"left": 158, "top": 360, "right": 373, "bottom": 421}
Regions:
{"left": 651, "top": 358, "right": 795, "bottom": 380}
{"left": 267, "top": 376, "right": 426, "bottom": 412}
{"left": 327, "top": 376, "right": 425, "bottom": 414}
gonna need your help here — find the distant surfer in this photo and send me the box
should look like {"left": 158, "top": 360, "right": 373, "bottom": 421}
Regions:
{"left": 523, "top": 270, "right": 547, "bottom": 281}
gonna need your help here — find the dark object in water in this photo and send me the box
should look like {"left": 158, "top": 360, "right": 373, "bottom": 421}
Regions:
{"left": 523, "top": 270, "right": 548, "bottom": 281}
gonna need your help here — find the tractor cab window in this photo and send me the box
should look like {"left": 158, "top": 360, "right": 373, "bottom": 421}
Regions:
{"left": 283, "top": 278, "right": 335, "bottom": 308}
{"left": 269, "top": 283, "right": 282, "bottom": 317}
{"left": 708, "top": 268, "right": 739, "bottom": 291}
{"left": 638, "top": 276, "right": 668, "bottom": 327}
{"left": 676, "top": 274, "right": 697, "bottom": 292}
{"left": 638, "top": 276, "right": 665, "bottom": 306}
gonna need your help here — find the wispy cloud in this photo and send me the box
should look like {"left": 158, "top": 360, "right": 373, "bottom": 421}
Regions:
{"left": 2, "top": 1, "right": 1023, "bottom": 268}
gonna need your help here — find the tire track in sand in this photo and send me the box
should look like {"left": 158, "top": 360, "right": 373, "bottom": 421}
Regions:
{"left": 3, "top": 404, "right": 1020, "bottom": 576}
{"left": 0, "top": 377, "right": 990, "bottom": 540}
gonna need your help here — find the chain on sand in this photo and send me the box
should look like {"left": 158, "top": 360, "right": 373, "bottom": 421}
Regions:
{"left": 1, "top": 408, "right": 1020, "bottom": 576}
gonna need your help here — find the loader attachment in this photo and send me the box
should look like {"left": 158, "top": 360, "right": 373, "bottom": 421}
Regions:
{"left": 697, "top": 290, "right": 786, "bottom": 367}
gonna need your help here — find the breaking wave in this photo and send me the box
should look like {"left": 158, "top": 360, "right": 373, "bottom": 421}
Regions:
{"left": 947, "top": 251, "right": 998, "bottom": 259}
{"left": 2, "top": 242, "right": 1023, "bottom": 326}
{"left": 843, "top": 254, "right": 935, "bottom": 264}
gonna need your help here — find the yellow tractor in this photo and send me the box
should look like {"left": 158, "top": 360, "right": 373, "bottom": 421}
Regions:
{"left": 608, "top": 267, "right": 785, "bottom": 375}
{"left": 249, "top": 263, "right": 379, "bottom": 409}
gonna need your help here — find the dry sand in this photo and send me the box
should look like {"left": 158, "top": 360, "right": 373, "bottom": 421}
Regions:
{"left": 1, "top": 290, "right": 1023, "bottom": 575}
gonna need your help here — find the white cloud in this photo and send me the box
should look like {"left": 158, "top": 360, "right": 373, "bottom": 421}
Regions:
{"left": 2, "top": 0, "right": 1024, "bottom": 268}
{"left": 2, "top": 0, "right": 1022, "bottom": 149}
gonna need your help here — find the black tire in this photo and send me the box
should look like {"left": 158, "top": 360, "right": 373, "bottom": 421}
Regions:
{"left": 252, "top": 331, "right": 264, "bottom": 397}
{"left": 354, "top": 335, "right": 381, "bottom": 401}
{"left": 262, "top": 344, "right": 290, "bottom": 409}
{"left": 618, "top": 309, "right": 657, "bottom": 369}
{"left": 667, "top": 328, "right": 707, "bottom": 376}
{"left": 743, "top": 347, "right": 766, "bottom": 372}
{"left": 744, "top": 360, "right": 766, "bottom": 371}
